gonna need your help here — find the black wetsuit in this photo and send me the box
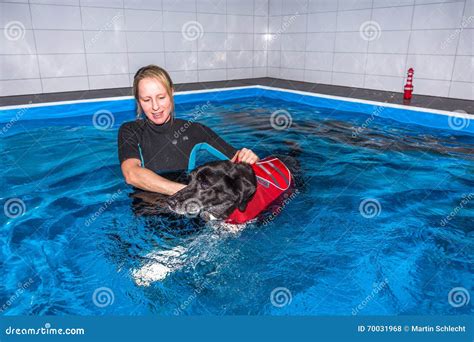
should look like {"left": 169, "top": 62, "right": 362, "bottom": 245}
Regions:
{"left": 118, "top": 118, "right": 237, "bottom": 180}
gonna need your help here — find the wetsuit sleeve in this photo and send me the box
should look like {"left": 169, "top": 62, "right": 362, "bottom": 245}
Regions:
{"left": 118, "top": 123, "right": 141, "bottom": 164}
{"left": 197, "top": 123, "right": 238, "bottom": 159}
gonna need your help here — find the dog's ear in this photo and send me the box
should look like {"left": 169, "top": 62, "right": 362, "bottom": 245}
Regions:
{"left": 231, "top": 163, "right": 257, "bottom": 212}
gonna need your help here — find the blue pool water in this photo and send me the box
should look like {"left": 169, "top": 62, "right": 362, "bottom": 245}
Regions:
{"left": 1, "top": 92, "right": 473, "bottom": 316}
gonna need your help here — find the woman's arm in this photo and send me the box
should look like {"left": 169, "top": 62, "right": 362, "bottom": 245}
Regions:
{"left": 121, "top": 158, "right": 186, "bottom": 195}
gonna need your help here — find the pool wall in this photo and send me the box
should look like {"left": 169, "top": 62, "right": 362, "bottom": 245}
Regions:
{"left": 0, "top": 86, "right": 472, "bottom": 134}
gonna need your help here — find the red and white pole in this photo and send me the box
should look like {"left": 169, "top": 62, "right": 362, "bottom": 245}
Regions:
{"left": 403, "top": 67, "right": 414, "bottom": 100}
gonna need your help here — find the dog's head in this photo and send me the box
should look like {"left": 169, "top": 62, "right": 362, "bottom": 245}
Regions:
{"left": 167, "top": 160, "right": 257, "bottom": 220}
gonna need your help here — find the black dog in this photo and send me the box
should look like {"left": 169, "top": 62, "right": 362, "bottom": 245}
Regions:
{"left": 167, "top": 160, "right": 257, "bottom": 221}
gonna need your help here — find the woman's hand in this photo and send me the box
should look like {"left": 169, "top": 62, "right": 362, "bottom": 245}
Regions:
{"left": 230, "top": 148, "right": 259, "bottom": 164}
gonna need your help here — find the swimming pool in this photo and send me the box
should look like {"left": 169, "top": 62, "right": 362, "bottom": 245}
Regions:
{"left": 1, "top": 86, "right": 472, "bottom": 315}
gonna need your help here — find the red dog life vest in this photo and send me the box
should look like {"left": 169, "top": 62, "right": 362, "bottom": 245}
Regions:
{"left": 225, "top": 157, "right": 292, "bottom": 224}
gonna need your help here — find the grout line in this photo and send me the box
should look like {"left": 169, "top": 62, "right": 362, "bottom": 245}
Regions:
{"left": 447, "top": 0, "right": 468, "bottom": 98}
{"left": 27, "top": 0, "right": 43, "bottom": 94}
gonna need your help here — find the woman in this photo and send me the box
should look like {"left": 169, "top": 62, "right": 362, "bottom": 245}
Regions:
{"left": 118, "top": 65, "right": 259, "bottom": 195}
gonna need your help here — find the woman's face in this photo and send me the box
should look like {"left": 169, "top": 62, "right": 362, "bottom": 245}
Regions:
{"left": 138, "top": 77, "right": 173, "bottom": 125}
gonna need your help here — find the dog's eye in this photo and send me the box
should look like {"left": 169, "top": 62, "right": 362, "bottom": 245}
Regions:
{"left": 197, "top": 174, "right": 211, "bottom": 189}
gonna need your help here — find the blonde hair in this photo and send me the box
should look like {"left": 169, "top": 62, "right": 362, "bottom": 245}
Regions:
{"left": 132, "top": 65, "right": 174, "bottom": 120}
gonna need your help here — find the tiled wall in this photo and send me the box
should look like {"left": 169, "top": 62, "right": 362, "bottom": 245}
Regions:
{"left": 1, "top": 0, "right": 473, "bottom": 100}
{"left": 0, "top": 0, "right": 269, "bottom": 96}
{"left": 268, "top": 0, "right": 473, "bottom": 100}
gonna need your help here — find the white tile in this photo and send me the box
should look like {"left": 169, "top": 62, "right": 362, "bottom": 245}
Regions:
{"left": 304, "top": 69, "right": 332, "bottom": 84}
{"left": 81, "top": 0, "right": 123, "bottom": 8}
{"left": 305, "top": 51, "right": 333, "bottom": 71}
{"left": 0, "top": 79, "right": 42, "bottom": 96}
{"left": 42, "top": 76, "right": 88, "bottom": 93}
{"left": 451, "top": 56, "right": 473, "bottom": 82}
{"left": 406, "top": 54, "right": 455, "bottom": 80}
{"left": 284, "top": 13, "right": 307, "bottom": 33}
{"left": 337, "top": 0, "right": 373, "bottom": 11}
{"left": 415, "top": 0, "right": 464, "bottom": 4}
{"left": 38, "top": 54, "right": 87, "bottom": 77}
{"left": 31, "top": 4, "right": 81, "bottom": 30}
{"left": 280, "top": 51, "right": 304, "bottom": 68}
{"left": 332, "top": 72, "right": 365, "bottom": 87}
{"left": 84, "top": 31, "right": 127, "bottom": 53}
{"left": 0, "top": 55, "right": 40, "bottom": 80}
{"left": 267, "top": 67, "right": 281, "bottom": 77}
{"left": 89, "top": 74, "right": 130, "bottom": 89}
{"left": 30, "top": 0, "right": 80, "bottom": 5}
{"left": 226, "top": 33, "right": 253, "bottom": 51}
{"left": 449, "top": 81, "right": 473, "bottom": 100}
{"left": 364, "top": 75, "right": 404, "bottom": 92}
{"left": 227, "top": 0, "right": 254, "bottom": 15}
{"left": 268, "top": 51, "right": 281, "bottom": 67}
{"left": 412, "top": 2, "right": 464, "bottom": 29}
{"left": 124, "top": 0, "right": 162, "bottom": 10}
{"left": 464, "top": 0, "right": 474, "bottom": 28}
{"left": 408, "top": 30, "right": 458, "bottom": 55}
{"left": 368, "top": 30, "right": 410, "bottom": 53}
{"left": 163, "top": 11, "right": 196, "bottom": 32}
{"left": 163, "top": 32, "right": 196, "bottom": 51}
{"left": 198, "top": 51, "right": 226, "bottom": 69}
{"left": 334, "top": 32, "right": 368, "bottom": 53}
{"left": 371, "top": 6, "right": 413, "bottom": 30}
{"left": 307, "top": 12, "right": 337, "bottom": 32}
{"left": 333, "top": 53, "right": 366, "bottom": 73}
{"left": 0, "top": 30, "right": 36, "bottom": 54}
{"left": 227, "top": 15, "right": 253, "bottom": 33}
{"left": 227, "top": 67, "right": 253, "bottom": 79}
{"left": 253, "top": 67, "right": 267, "bottom": 77}
{"left": 254, "top": 16, "right": 268, "bottom": 33}
{"left": 81, "top": 7, "right": 125, "bottom": 31}
{"left": 162, "top": 0, "right": 196, "bottom": 12}
{"left": 266, "top": 33, "right": 281, "bottom": 50}
{"left": 198, "top": 33, "right": 227, "bottom": 51}
{"left": 35, "top": 30, "right": 85, "bottom": 53}
{"left": 372, "top": 0, "right": 414, "bottom": 7}
{"left": 165, "top": 51, "right": 198, "bottom": 71}
{"left": 198, "top": 69, "right": 226, "bottom": 82}
{"left": 457, "top": 29, "right": 473, "bottom": 55}
{"left": 366, "top": 53, "right": 406, "bottom": 77}
{"left": 126, "top": 31, "right": 164, "bottom": 52}
{"left": 255, "top": 0, "right": 269, "bottom": 16}
{"left": 253, "top": 51, "right": 267, "bottom": 67}
{"left": 269, "top": 16, "right": 282, "bottom": 33}
{"left": 254, "top": 34, "right": 269, "bottom": 50}
{"left": 125, "top": 9, "right": 162, "bottom": 31}
{"left": 197, "top": 13, "right": 226, "bottom": 33}
{"left": 86, "top": 53, "right": 129, "bottom": 75}
{"left": 307, "top": 0, "right": 337, "bottom": 12}
{"left": 269, "top": 0, "right": 282, "bottom": 15}
{"left": 336, "top": 9, "right": 371, "bottom": 31}
{"left": 168, "top": 69, "right": 198, "bottom": 83}
{"left": 197, "top": 0, "right": 226, "bottom": 14}
{"left": 306, "top": 32, "right": 335, "bottom": 52}
{"left": 227, "top": 51, "right": 253, "bottom": 68}
{"left": 0, "top": 3, "right": 32, "bottom": 29}
{"left": 280, "top": 68, "right": 304, "bottom": 81}
{"left": 414, "top": 78, "right": 450, "bottom": 97}
{"left": 128, "top": 52, "right": 165, "bottom": 72}
{"left": 281, "top": 0, "right": 307, "bottom": 15}
{"left": 281, "top": 33, "right": 306, "bottom": 51}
